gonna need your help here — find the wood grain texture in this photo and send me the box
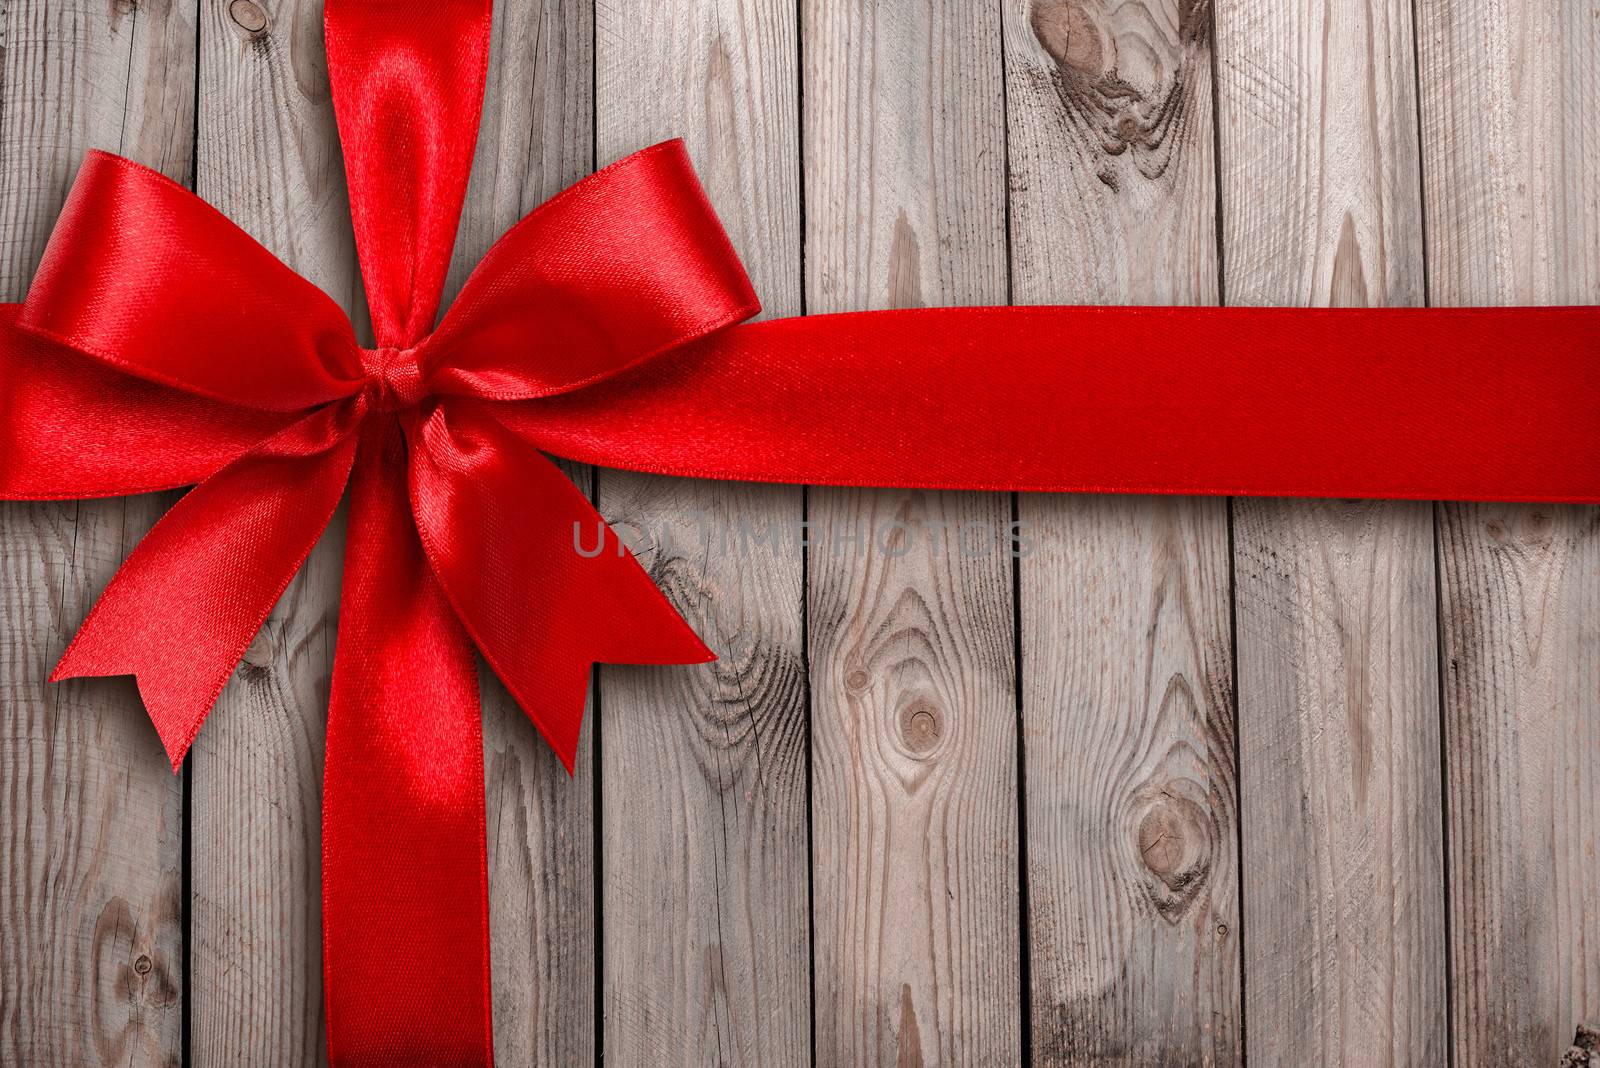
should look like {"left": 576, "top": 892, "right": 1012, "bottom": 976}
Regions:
{"left": 5, "top": 1, "right": 1599, "bottom": 1060}
{"left": 594, "top": 0, "right": 811, "bottom": 1064}
{"left": 1416, "top": 0, "right": 1599, "bottom": 307}
{"left": 1006, "top": 0, "right": 1220, "bottom": 305}
{"left": 1436, "top": 504, "right": 1600, "bottom": 1068}
{"left": 1417, "top": 1, "right": 1600, "bottom": 1063}
{"left": 0, "top": 2, "right": 196, "bottom": 1064}
{"left": 807, "top": 492, "right": 1020, "bottom": 1068}
{"left": 188, "top": 0, "right": 360, "bottom": 1062}
{"left": 1004, "top": 0, "right": 1239, "bottom": 1063}
{"left": 1214, "top": 0, "right": 1425, "bottom": 308}
{"left": 1018, "top": 497, "right": 1238, "bottom": 1066}
{"left": 1214, "top": 0, "right": 1447, "bottom": 1062}
{"left": 444, "top": 0, "right": 597, "bottom": 1061}
{"left": 801, "top": 2, "right": 1021, "bottom": 1064}
{"left": 1234, "top": 500, "right": 1447, "bottom": 1064}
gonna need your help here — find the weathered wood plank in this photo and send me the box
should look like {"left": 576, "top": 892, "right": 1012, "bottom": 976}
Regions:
{"left": 594, "top": 0, "right": 811, "bottom": 1064}
{"left": 1017, "top": 496, "right": 1237, "bottom": 1066}
{"left": 189, "top": 0, "right": 361, "bottom": 1062}
{"left": 1234, "top": 501, "right": 1446, "bottom": 1063}
{"left": 0, "top": 2, "right": 196, "bottom": 1064}
{"left": 1416, "top": 0, "right": 1599, "bottom": 309}
{"left": 1214, "top": 0, "right": 1426, "bottom": 309}
{"left": 1003, "top": 1, "right": 1240, "bottom": 1062}
{"left": 801, "top": 2, "right": 1020, "bottom": 1064}
{"left": 444, "top": 0, "right": 597, "bottom": 1061}
{"left": 1213, "top": 0, "right": 1448, "bottom": 1061}
{"left": 1435, "top": 504, "right": 1600, "bottom": 1067}
{"left": 1417, "top": 1, "right": 1600, "bottom": 1063}
{"left": 1006, "top": 0, "right": 1220, "bottom": 304}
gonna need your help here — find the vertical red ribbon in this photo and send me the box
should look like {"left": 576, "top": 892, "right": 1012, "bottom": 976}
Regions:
{"left": 320, "top": 2, "right": 495, "bottom": 1063}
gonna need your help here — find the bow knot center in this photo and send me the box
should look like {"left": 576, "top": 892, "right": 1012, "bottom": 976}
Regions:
{"left": 361, "top": 346, "right": 428, "bottom": 413}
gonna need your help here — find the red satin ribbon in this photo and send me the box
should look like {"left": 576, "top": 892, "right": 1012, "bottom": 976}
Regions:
{"left": 0, "top": 0, "right": 1596, "bottom": 1064}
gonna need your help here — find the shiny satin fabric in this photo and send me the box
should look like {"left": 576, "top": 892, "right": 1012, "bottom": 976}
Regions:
{"left": 5, "top": 138, "right": 752, "bottom": 770}
{"left": 0, "top": 0, "right": 1598, "bottom": 1064}
{"left": 507, "top": 303, "right": 1600, "bottom": 502}
{"left": 324, "top": 418, "right": 494, "bottom": 1067}
{"left": 0, "top": 1, "right": 752, "bottom": 1063}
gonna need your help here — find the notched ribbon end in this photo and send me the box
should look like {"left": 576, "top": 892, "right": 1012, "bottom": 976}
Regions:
{"left": 48, "top": 655, "right": 204, "bottom": 774}
{"left": 516, "top": 625, "right": 717, "bottom": 778}
{"left": 139, "top": 678, "right": 209, "bottom": 775}
{"left": 51, "top": 583, "right": 233, "bottom": 775}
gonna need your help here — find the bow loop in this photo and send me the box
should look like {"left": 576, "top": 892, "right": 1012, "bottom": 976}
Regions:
{"left": 424, "top": 140, "right": 760, "bottom": 402}
{"left": 22, "top": 151, "right": 365, "bottom": 412}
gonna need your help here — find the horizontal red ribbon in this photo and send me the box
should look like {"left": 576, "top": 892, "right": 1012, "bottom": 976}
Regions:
{"left": 513, "top": 302, "right": 1600, "bottom": 503}
{"left": 0, "top": 0, "right": 1595, "bottom": 1064}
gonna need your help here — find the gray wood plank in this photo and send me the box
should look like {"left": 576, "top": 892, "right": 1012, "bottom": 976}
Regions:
{"left": 443, "top": 0, "right": 598, "bottom": 1061}
{"left": 1436, "top": 504, "right": 1600, "bottom": 1067}
{"left": 1213, "top": 0, "right": 1449, "bottom": 1061}
{"left": 189, "top": 0, "right": 362, "bottom": 1062}
{"left": 1017, "top": 497, "right": 1238, "bottom": 1066}
{"left": 1417, "top": 1, "right": 1600, "bottom": 1063}
{"left": 1215, "top": 0, "right": 1427, "bottom": 309}
{"left": 1003, "top": 1, "right": 1241, "bottom": 1063}
{"left": 0, "top": 2, "right": 196, "bottom": 1064}
{"left": 594, "top": 0, "right": 811, "bottom": 1064}
{"left": 1234, "top": 502, "right": 1446, "bottom": 1063}
{"left": 801, "top": 1, "right": 1021, "bottom": 1064}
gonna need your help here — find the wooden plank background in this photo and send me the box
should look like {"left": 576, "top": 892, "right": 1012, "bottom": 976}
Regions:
{"left": 1, "top": 0, "right": 1595, "bottom": 1065}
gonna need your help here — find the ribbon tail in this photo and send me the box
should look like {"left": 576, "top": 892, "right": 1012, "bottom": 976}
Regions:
{"left": 50, "top": 401, "right": 360, "bottom": 769}
{"left": 408, "top": 399, "right": 712, "bottom": 773}
{"left": 322, "top": 418, "right": 492, "bottom": 1067}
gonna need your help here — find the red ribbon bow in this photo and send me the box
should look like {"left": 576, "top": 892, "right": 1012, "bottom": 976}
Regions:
{"left": 24, "top": 127, "right": 745, "bottom": 778}
{"left": 2, "top": 2, "right": 743, "bottom": 1062}
{"left": 3, "top": 0, "right": 1598, "bottom": 1064}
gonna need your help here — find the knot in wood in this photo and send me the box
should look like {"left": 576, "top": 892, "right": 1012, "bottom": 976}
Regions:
{"left": 361, "top": 346, "right": 427, "bottom": 413}
{"left": 1137, "top": 801, "right": 1192, "bottom": 880}
{"left": 228, "top": 0, "right": 268, "bottom": 34}
{"left": 1132, "top": 786, "right": 1213, "bottom": 919}
{"left": 1031, "top": 0, "right": 1102, "bottom": 76}
{"left": 899, "top": 700, "right": 944, "bottom": 755}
